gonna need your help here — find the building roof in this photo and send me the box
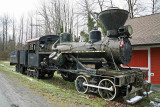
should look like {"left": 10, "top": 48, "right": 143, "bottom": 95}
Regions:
{"left": 125, "top": 13, "right": 160, "bottom": 46}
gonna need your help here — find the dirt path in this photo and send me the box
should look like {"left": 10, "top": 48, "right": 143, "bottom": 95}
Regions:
{"left": 0, "top": 71, "right": 55, "bottom": 107}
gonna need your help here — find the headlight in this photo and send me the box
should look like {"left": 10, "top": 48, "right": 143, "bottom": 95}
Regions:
{"left": 118, "top": 25, "right": 133, "bottom": 37}
{"left": 126, "top": 25, "right": 133, "bottom": 35}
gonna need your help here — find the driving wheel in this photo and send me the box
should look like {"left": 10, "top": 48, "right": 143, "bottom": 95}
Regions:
{"left": 98, "top": 79, "right": 118, "bottom": 101}
{"left": 75, "top": 75, "right": 88, "bottom": 94}
{"left": 33, "top": 69, "right": 41, "bottom": 79}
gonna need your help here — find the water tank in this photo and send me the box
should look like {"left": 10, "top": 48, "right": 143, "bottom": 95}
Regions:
{"left": 89, "top": 29, "right": 101, "bottom": 43}
{"left": 60, "top": 33, "right": 71, "bottom": 43}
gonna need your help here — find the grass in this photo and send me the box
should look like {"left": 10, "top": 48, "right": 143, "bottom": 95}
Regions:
{"left": 0, "top": 61, "right": 107, "bottom": 107}
{"left": 0, "top": 61, "right": 159, "bottom": 107}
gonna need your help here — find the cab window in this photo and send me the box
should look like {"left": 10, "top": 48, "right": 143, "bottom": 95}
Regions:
{"left": 39, "top": 41, "right": 45, "bottom": 52}
{"left": 28, "top": 42, "right": 36, "bottom": 53}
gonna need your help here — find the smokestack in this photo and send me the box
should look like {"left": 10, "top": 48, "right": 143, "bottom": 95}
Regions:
{"left": 99, "top": 8, "right": 129, "bottom": 37}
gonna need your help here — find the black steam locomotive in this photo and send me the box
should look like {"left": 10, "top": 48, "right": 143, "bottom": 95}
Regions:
{"left": 10, "top": 8, "right": 151, "bottom": 103}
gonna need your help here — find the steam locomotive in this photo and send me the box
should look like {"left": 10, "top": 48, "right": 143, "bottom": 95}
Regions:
{"left": 10, "top": 8, "right": 151, "bottom": 103}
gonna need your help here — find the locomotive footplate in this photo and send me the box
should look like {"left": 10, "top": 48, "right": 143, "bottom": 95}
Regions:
{"left": 96, "top": 68, "right": 147, "bottom": 86}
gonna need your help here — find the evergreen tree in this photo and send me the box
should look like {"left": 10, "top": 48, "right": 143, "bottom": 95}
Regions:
{"left": 99, "top": 21, "right": 107, "bottom": 36}
{"left": 60, "top": 23, "right": 64, "bottom": 33}
{"left": 87, "top": 14, "right": 95, "bottom": 32}
{"left": 80, "top": 31, "right": 89, "bottom": 42}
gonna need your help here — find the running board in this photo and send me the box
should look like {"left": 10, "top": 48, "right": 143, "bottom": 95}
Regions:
{"left": 126, "top": 91, "right": 153, "bottom": 104}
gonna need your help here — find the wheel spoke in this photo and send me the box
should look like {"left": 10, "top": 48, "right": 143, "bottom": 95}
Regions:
{"left": 106, "top": 93, "right": 110, "bottom": 99}
{"left": 98, "top": 79, "right": 117, "bottom": 101}
{"left": 105, "top": 81, "right": 109, "bottom": 87}
{"left": 101, "top": 82, "right": 105, "bottom": 87}
{"left": 108, "top": 91, "right": 113, "bottom": 97}
{"left": 75, "top": 75, "right": 88, "bottom": 94}
{"left": 102, "top": 91, "right": 106, "bottom": 97}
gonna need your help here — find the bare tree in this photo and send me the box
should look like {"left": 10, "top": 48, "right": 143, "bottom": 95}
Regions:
{"left": 30, "top": 16, "right": 33, "bottom": 39}
{"left": 12, "top": 17, "right": 16, "bottom": 50}
{"left": 2, "top": 18, "right": 5, "bottom": 51}
{"left": 150, "top": 0, "right": 160, "bottom": 14}
{"left": 125, "top": 0, "right": 146, "bottom": 18}
{"left": 18, "top": 23, "right": 21, "bottom": 44}
{"left": 25, "top": 19, "right": 29, "bottom": 41}
{"left": 35, "top": 14, "right": 38, "bottom": 37}
{"left": 37, "top": 0, "right": 74, "bottom": 36}
{"left": 1, "top": 15, "right": 10, "bottom": 50}
{"left": 78, "top": 0, "right": 94, "bottom": 17}
{"left": 39, "top": 1, "right": 51, "bottom": 35}
{"left": 4, "top": 15, "right": 10, "bottom": 49}
{"left": 76, "top": 0, "right": 95, "bottom": 32}
{"left": 97, "top": 0, "right": 105, "bottom": 11}
{"left": 20, "top": 16, "right": 24, "bottom": 45}
{"left": 97, "top": 0, "right": 114, "bottom": 11}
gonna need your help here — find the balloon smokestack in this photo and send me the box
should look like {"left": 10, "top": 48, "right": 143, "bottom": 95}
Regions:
{"left": 99, "top": 8, "right": 129, "bottom": 37}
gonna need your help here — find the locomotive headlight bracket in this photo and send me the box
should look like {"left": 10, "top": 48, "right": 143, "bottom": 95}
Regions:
{"left": 118, "top": 25, "right": 133, "bottom": 37}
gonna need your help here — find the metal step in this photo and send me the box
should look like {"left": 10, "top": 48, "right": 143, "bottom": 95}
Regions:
{"left": 126, "top": 90, "right": 153, "bottom": 104}
{"left": 126, "top": 96, "right": 143, "bottom": 104}
{"left": 27, "top": 69, "right": 35, "bottom": 72}
{"left": 143, "top": 90, "right": 153, "bottom": 95}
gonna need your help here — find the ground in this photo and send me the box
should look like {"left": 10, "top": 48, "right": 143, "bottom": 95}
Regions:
{"left": 0, "top": 67, "right": 54, "bottom": 107}
{"left": 0, "top": 61, "right": 159, "bottom": 107}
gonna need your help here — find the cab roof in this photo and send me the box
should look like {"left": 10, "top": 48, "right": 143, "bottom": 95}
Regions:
{"left": 26, "top": 35, "right": 59, "bottom": 43}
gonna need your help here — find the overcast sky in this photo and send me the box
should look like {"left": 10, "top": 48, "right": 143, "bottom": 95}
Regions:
{"left": 0, "top": 0, "right": 38, "bottom": 18}
{"left": 0, "top": 0, "right": 152, "bottom": 19}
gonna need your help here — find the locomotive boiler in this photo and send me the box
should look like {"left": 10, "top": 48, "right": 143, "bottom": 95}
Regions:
{"left": 10, "top": 8, "right": 151, "bottom": 103}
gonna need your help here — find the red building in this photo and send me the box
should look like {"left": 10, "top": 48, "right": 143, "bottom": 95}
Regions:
{"left": 125, "top": 13, "right": 160, "bottom": 84}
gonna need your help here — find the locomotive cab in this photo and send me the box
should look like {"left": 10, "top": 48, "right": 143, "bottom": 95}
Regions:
{"left": 23, "top": 35, "right": 59, "bottom": 78}
{"left": 26, "top": 35, "right": 59, "bottom": 67}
